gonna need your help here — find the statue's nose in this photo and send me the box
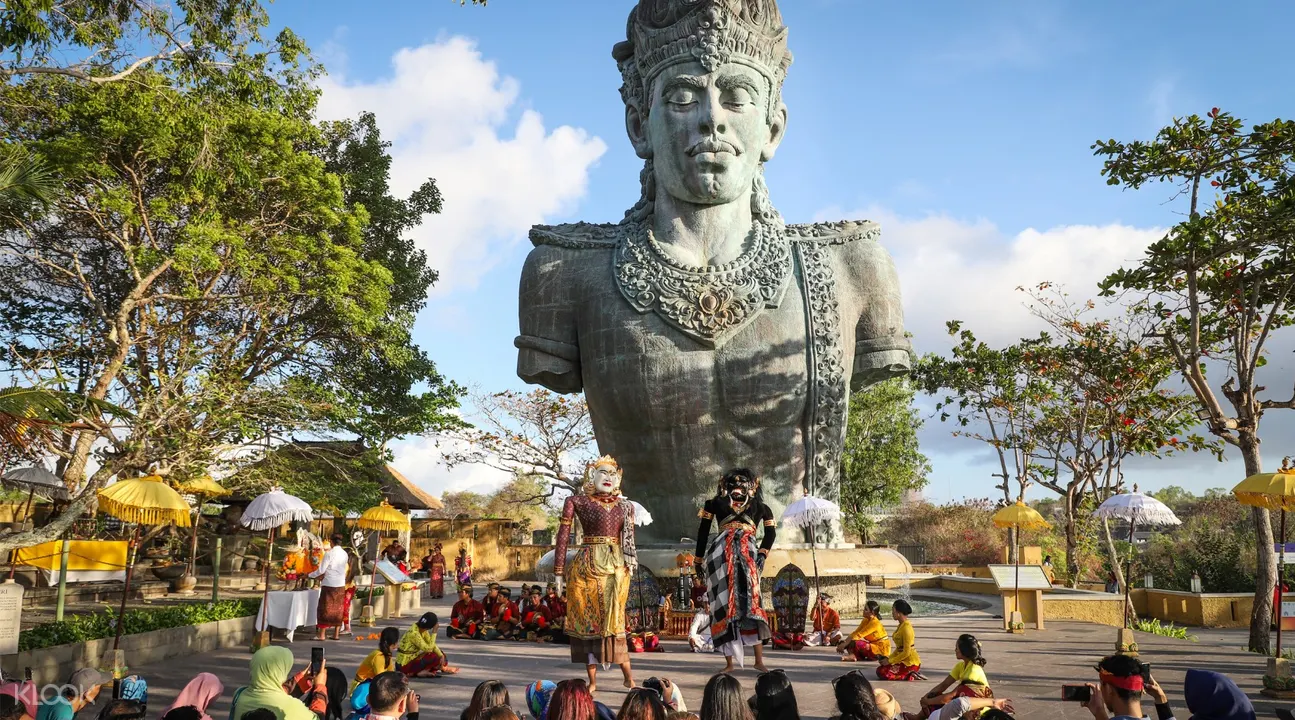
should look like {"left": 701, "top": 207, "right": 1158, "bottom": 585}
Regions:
{"left": 698, "top": 93, "right": 728, "bottom": 136}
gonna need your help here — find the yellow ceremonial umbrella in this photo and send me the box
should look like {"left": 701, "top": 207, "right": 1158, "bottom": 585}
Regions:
{"left": 992, "top": 501, "right": 1052, "bottom": 616}
{"left": 357, "top": 502, "right": 411, "bottom": 614}
{"left": 358, "top": 501, "right": 411, "bottom": 532}
{"left": 98, "top": 475, "right": 193, "bottom": 650}
{"left": 177, "top": 476, "right": 230, "bottom": 580}
{"left": 1234, "top": 457, "right": 1295, "bottom": 658}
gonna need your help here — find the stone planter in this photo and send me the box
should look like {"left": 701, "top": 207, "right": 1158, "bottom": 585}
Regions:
{"left": 172, "top": 573, "right": 198, "bottom": 594}
{"left": 150, "top": 563, "right": 187, "bottom": 582}
{"left": 2, "top": 616, "right": 256, "bottom": 685}
{"left": 242, "top": 557, "right": 261, "bottom": 572}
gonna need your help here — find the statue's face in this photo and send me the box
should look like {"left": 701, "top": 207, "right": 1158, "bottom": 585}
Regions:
{"left": 591, "top": 465, "right": 620, "bottom": 495}
{"left": 634, "top": 60, "right": 786, "bottom": 206}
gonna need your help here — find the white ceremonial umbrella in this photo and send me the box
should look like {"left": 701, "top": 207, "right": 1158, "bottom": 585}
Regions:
{"left": 1093, "top": 488, "right": 1181, "bottom": 628}
{"left": 780, "top": 494, "right": 842, "bottom": 597}
{"left": 241, "top": 489, "right": 315, "bottom": 633}
{"left": 629, "top": 500, "right": 653, "bottom": 527}
{"left": 241, "top": 489, "right": 314, "bottom": 531}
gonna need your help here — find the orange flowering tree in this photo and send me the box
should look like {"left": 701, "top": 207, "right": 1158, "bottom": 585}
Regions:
{"left": 1022, "top": 284, "right": 1216, "bottom": 589}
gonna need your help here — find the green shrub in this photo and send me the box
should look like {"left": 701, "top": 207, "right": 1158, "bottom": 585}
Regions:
{"left": 18, "top": 599, "right": 259, "bottom": 651}
{"left": 1133, "top": 618, "right": 1197, "bottom": 642}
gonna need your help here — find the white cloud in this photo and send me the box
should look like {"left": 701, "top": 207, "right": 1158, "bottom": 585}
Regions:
{"left": 389, "top": 435, "right": 512, "bottom": 500}
{"left": 815, "top": 205, "right": 1164, "bottom": 351}
{"left": 819, "top": 206, "right": 1295, "bottom": 498}
{"left": 316, "top": 37, "right": 608, "bottom": 294}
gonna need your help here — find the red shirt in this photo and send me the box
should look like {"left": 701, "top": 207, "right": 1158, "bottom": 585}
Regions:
{"left": 452, "top": 598, "right": 484, "bottom": 623}
{"left": 524, "top": 604, "right": 551, "bottom": 624}
{"left": 543, "top": 595, "right": 566, "bottom": 618}
{"left": 499, "top": 600, "right": 520, "bottom": 623}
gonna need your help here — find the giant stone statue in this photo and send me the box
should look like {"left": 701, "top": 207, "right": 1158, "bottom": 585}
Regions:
{"left": 515, "top": 0, "right": 913, "bottom": 543}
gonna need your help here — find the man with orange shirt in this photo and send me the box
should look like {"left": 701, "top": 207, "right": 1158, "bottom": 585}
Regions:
{"left": 806, "top": 594, "right": 842, "bottom": 647}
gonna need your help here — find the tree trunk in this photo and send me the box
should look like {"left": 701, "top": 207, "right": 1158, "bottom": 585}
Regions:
{"left": 1101, "top": 517, "right": 1137, "bottom": 622}
{"left": 1065, "top": 487, "right": 1080, "bottom": 589}
{"left": 1241, "top": 437, "right": 1276, "bottom": 655}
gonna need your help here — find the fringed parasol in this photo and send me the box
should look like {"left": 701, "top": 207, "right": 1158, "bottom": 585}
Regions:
{"left": 98, "top": 475, "right": 192, "bottom": 527}
{"left": 241, "top": 489, "right": 314, "bottom": 531}
{"left": 1093, "top": 487, "right": 1181, "bottom": 628}
{"left": 780, "top": 493, "right": 843, "bottom": 598}
{"left": 95, "top": 474, "right": 193, "bottom": 651}
{"left": 357, "top": 501, "right": 411, "bottom": 532}
{"left": 992, "top": 501, "right": 1052, "bottom": 619}
{"left": 1234, "top": 458, "right": 1295, "bottom": 658}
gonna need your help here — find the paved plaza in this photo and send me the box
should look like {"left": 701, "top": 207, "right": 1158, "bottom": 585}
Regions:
{"left": 120, "top": 586, "right": 1283, "bottom": 720}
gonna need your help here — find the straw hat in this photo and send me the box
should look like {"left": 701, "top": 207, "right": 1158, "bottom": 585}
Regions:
{"left": 874, "top": 689, "right": 901, "bottom": 720}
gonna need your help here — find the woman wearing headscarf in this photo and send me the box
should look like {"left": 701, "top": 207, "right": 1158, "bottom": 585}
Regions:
{"left": 161, "top": 674, "right": 223, "bottom": 720}
{"left": 231, "top": 646, "right": 329, "bottom": 720}
{"left": 526, "top": 681, "right": 557, "bottom": 720}
{"left": 1184, "top": 670, "right": 1253, "bottom": 720}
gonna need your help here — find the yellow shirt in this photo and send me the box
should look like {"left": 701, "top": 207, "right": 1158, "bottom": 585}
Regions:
{"left": 887, "top": 620, "right": 920, "bottom": 667}
{"left": 351, "top": 649, "right": 396, "bottom": 692}
{"left": 950, "top": 659, "right": 988, "bottom": 686}
{"left": 396, "top": 625, "right": 444, "bottom": 667}
{"left": 848, "top": 616, "right": 889, "bottom": 644}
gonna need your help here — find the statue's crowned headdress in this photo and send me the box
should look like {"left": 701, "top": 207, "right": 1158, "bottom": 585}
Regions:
{"left": 613, "top": 0, "right": 793, "bottom": 119}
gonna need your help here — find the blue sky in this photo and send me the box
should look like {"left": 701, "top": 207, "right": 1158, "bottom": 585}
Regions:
{"left": 267, "top": 1, "right": 1295, "bottom": 502}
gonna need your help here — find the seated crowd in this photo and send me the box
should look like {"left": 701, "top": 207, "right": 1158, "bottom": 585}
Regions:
{"left": 0, "top": 604, "right": 1259, "bottom": 720}
{"left": 447, "top": 585, "right": 567, "bottom": 643}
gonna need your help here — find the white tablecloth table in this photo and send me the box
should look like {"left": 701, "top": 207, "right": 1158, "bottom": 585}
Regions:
{"left": 254, "top": 589, "right": 319, "bottom": 641}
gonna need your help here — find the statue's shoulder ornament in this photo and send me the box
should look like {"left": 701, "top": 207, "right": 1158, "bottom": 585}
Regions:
{"left": 784, "top": 220, "right": 881, "bottom": 247}
{"left": 530, "top": 222, "right": 622, "bottom": 250}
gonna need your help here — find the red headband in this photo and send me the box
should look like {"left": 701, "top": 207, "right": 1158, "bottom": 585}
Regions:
{"left": 1099, "top": 671, "right": 1144, "bottom": 692}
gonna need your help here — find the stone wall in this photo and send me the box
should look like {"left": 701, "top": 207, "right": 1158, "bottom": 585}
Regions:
{"left": 3, "top": 616, "right": 257, "bottom": 686}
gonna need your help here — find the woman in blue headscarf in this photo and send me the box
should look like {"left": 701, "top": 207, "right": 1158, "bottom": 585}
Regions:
{"left": 1184, "top": 670, "right": 1254, "bottom": 720}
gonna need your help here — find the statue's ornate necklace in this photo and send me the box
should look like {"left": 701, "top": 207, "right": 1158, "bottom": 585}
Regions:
{"left": 613, "top": 216, "right": 792, "bottom": 348}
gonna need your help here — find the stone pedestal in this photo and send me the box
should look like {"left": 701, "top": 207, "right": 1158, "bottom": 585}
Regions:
{"left": 250, "top": 630, "right": 271, "bottom": 653}
{"left": 105, "top": 649, "right": 128, "bottom": 679}
{"left": 1261, "top": 656, "right": 1295, "bottom": 698}
{"left": 358, "top": 603, "right": 376, "bottom": 628}
{"left": 172, "top": 574, "right": 198, "bottom": 595}
{"left": 1115, "top": 627, "right": 1138, "bottom": 655}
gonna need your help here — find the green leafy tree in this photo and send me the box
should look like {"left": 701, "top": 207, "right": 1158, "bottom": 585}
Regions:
{"left": 441, "top": 490, "right": 488, "bottom": 519}
{"left": 915, "top": 325, "right": 1054, "bottom": 560}
{"left": 483, "top": 473, "right": 560, "bottom": 534}
{"left": 0, "top": 55, "right": 454, "bottom": 549}
{"left": 839, "top": 378, "right": 930, "bottom": 542}
{"left": 0, "top": 0, "right": 304, "bottom": 85}
{"left": 1094, "top": 108, "right": 1295, "bottom": 653}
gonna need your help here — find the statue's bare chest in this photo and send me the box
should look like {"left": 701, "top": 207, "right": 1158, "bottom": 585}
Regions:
{"left": 575, "top": 264, "right": 810, "bottom": 430}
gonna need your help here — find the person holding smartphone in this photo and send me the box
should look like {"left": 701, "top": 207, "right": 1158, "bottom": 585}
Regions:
{"left": 1076, "top": 656, "right": 1173, "bottom": 720}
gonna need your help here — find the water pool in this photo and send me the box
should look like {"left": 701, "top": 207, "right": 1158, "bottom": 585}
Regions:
{"left": 868, "top": 592, "right": 969, "bottom": 616}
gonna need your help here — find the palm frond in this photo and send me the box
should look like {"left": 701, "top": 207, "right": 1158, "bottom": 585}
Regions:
{"left": 0, "top": 147, "right": 58, "bottom": 207}
{"left": 0, "top": 387, "right": 131, "bottom": 451}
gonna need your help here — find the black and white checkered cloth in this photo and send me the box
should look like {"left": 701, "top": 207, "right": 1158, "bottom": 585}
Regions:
{"left": 704, "top": 524, "right": 768, "bottom": 648}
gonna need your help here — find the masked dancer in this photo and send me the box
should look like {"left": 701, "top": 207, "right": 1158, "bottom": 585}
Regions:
{"left": 694, "top": 468, "right": 775, "bottom": 672}
{"left": 554, "top": 456, "right": 639, "bottom": 693}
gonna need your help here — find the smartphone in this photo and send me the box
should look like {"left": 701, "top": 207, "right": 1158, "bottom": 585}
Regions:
{"left": 1062, "top": 685, "right": 1091, "bottom": 703}
{"left": 1140, "top": 663, "right": 1152, "bottom": 683}
{"left": 23, "top": 668, "right": 31, "bottom": 682}
{"left": 112, "top": 679, "right": 121, "bottom": 700}
{"left": 310, "top": 647, "right": 325, "bottom": 676}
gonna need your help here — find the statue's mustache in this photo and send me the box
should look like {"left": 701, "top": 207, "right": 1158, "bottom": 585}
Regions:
{"left": 687, "top": 138, "right": 741, "bottom": 157}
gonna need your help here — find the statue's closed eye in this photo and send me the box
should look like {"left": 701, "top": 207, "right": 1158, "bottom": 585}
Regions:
{"left": 667, "top": 88, "right": 698, "bottom": 107}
